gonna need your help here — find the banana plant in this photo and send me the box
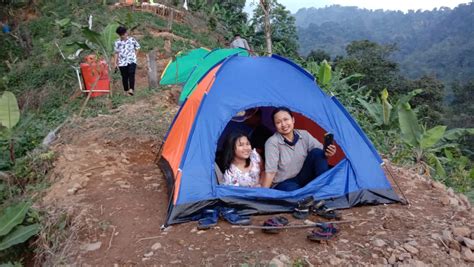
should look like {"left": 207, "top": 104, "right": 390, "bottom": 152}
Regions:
{"left": 358, "top": 88, "right": 422, "bottom": 129}
{"left": 399, "top": 101, "right": 446, "bottom": 176}
{"left": 0, "top": 202, "right": 39, "bottom": 252}
{"left": 0, "top": 91, "right": 20, "bottom": 164}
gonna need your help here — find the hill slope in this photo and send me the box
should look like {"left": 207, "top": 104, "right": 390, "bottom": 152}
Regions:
{"left": 295, "top": 3, "right": 474, "bottom": 82}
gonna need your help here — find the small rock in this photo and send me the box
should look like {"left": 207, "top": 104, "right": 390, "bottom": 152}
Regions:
{"left": 449, "top": 249, "right": 461, "bottom": 259}
{"left": 382, "top": 258, "right": 388, "bottom": 265}
{"left": 197, "top": 230, "right": 206, "bottom": 235}
{"left": 442, "top": 230, "right": 454, "bottom": 243}
{"left": 190, "top": 228, "right": 197, "bottom": 233}
{"left": 67, "top": 188, "right": 78, "bottom": 195}
{"left": 452, "top": 226, "right": 471, "bottom": 237}
{"left": 463, "top": 238, "right": 474, "bottom": 250}
{"left": 447, "top": 187, "right": 455, "bottom": 197}
{"left": 328, "top": 255, "right": 342, "bottom": 265}
{"left": 304, "top": 219, "right": 315, "bottom": 225}
{"left": 339, "top": 239, "right": 349, "bottom": 243}
{"left": 398, "top": 252, "right": 411, "bottom": 261}
{"left": 431, "top": 233, "right": 441, "bottom": 240}
{"left": 388, "top": 254, "right": 396, "bottom": 264}
{"left": 121, "top": 158, "right": 130, "bottom": 164}
{"left": 367, "top": 208, "right": 375, "bottom": 215}
{"left": 432, "top": 181, "right": 446, "bottom": 190}
{"left": 440, "top": 196, "right": 450, "bottom": 205}
{"left": 462, "top": 247, "right": 474, "bottom": 262}
{"left": 372, "top": 253, "right": 379, "bottom": 259}
{"left": 372, "top": 239, "right": 387, "bottom": 247}
{"left": 449, "top": 197, "right": 460, "bottom": 206}
{"left": 403, "top": 243, "right": 419, "bottom": 255}
{"left": 81, "top": 241, "right": 102, "bottom": 251}
{"left": 449, "top": 240, "right": 462, "bottom": 252}
{"left": 143, "top": 251, "right": 153, "bottom": 257}
{"left": 248, "top": 231, "right": 254, "bottom": 235}
{"left": 269, "top": 254, "right": 291, "bottom": 267}
{"left": 407, "top": 240, "right": 418, "bottom": 246}
{"left": 178, "top": 240, "right": 185, "bottom": 246}
{"left": 151, "top": 242, "right": 162, "bottom": 250}
{"left": 143, "top": 176, "right": 153, "bottom": 181}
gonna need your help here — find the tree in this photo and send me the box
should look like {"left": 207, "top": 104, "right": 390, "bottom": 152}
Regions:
{"left": 251, "top": 0, "right": 298, "bottom": 57}
{"left": 336, "top": 40, "right": 399, "bottom": 96}
{"left": 306, "top": 49, "right": 331, "bottom": 63}
{"left": 407, "top": 75, "right": 445, "bottom": 127}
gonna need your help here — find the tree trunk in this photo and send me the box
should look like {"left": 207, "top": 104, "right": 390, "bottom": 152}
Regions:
{"left": 260, "top": 0, "right": 272, "bottom": 55}
{"left": 167, "top": 8, "right": 174, "bottom": 31}
{"left": 147, "top": 49, "right": 158, "bottom": 89}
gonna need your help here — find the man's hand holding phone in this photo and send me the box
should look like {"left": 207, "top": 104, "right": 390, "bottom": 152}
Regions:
{"left": 323, "top": 133, "right": 337, "bottom": 158}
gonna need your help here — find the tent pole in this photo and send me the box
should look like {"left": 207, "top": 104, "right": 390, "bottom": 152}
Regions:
{"left": 383, "top": 163, "right": 410, "bottom": 206}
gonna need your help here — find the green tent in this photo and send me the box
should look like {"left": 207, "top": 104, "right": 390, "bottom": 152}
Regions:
{"left": 160, "top": 47, "right": 210, "bottom": 85}
{"left": 179, "top": 48, "right": 250, "bottom": 103}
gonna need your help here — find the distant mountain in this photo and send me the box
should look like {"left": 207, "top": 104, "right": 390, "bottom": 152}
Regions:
{"left": 294, "top": 3, "right": 474, "bottom": 82}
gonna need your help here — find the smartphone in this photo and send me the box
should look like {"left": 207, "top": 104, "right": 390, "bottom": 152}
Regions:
{"left": 323, "top": 133, "right": 334, "bottom": 152}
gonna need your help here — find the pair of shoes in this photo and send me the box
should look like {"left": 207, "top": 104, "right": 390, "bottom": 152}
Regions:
{"left": 219, "top": 207, "right": 251, "bottom": 225}
{"left": 262, "top": 216, "right": 289, "bottom": 234}
{"left": 127, "top": 89, "right": 134, "bottom": 96}
{"left": 292, "top": 196, "right": 315, "bottom": 219}
{"left": 307, "top": 223, "right": 338, "bottom": 241}
{"left": 197, "top": 209, "right": 218, "bottom": 230}
{"left": 311, "top": 200, "right": 342, "bottom": 220}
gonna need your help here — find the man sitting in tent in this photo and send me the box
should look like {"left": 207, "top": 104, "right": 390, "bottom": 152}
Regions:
{"left": 262, "top": 107, "right": 337, "bottom": 191}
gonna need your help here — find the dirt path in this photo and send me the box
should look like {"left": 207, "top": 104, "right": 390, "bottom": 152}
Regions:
{"left": 39, "top": 89, "right": 474, "bottom": 265}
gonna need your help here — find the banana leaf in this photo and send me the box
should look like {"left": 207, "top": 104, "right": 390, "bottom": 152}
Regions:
{"left": 420, "top": 125, "right": 446, "bottom": 149}
{"left": 317, "top": 60, "right": 331, "bottom": 87}
{"left": 0, "top": 91, "right": 20, "bottom": 130}
{"left": 0, "top": 202, "right": 30, "bottom": 236}
{"left": 0, "top": 224, "right": 40, "bottom": 251}
{"left": 398, "top": 103, "right": 422, "bottom": 147}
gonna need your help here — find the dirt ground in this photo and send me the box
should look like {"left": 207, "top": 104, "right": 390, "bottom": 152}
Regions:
{"left": 39, "top": 54, "right": 474, "bottom": 266}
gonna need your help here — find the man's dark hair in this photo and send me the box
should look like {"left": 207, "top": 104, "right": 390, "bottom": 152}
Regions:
{"left": 271, "top": 107, "right": 293, "bottom": 124}
{"left": 222, "top": 132, "right": 251, "bottom": 172}
{"left": 116, "top": 26, "right": 127, "bottom": 36}
{"left": 234, "top": 33, "right": 241, "bottom": 38}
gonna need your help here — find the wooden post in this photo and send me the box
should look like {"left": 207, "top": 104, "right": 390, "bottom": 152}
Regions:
{"left": 147, "top": 49, "right": 158, "bottom": 89}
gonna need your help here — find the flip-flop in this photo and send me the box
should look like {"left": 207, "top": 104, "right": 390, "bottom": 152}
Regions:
{"left": 307, "top": 223, "right": 338, "bottom": 241}
{"left": 219, "top": 207, "right": 251, "bottom": 225}
{"left": 197, "top": 209, "right": 218, "bottom": 230}
{"left": 293, "top": 196, "right": 315, "bottom": 220}
{"left": 312, "top": 200, "right": 342, "bottom": 220}
{"left": 262, "top": 216, "right": 289, "bottom": 234}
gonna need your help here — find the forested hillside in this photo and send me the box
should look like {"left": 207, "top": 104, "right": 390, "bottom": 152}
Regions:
{"left": 295, "top": 3, "right": 474, "bottom": 83}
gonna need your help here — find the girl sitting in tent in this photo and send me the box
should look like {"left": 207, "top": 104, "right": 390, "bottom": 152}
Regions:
{"left": 221, "top": 133, "right": 263, "bottom": 187}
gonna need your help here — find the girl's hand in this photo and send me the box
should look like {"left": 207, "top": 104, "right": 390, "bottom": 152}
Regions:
{"left": 325, "top": 144, "right": 337, "bottom": 158}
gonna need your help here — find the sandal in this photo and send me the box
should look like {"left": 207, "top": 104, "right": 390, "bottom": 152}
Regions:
{"left": 311, "top": 200, "right": 342, "bottom": 220}
{"left": 219, "top": 207, "right": 251, "bottom": 225}
{"left": 293, "top": 196, "right": 315, "bottom": 220}
{"left": 197, "top": 209, "right": 218, "bottom": 230}
{"left": 262, "top": 216, "right": 289, "bottom": 234}
{"left": 307, "top": 223, "right": 338, "bottom": 241}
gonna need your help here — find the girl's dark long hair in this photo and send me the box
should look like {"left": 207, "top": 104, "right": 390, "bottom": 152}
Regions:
{"left": 222, "top": 132, "right": 251, "bottom": 172}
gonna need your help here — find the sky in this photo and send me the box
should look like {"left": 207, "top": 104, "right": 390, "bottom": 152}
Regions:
{"left": 244, "top": 0, "right": 473, "bottom": 14}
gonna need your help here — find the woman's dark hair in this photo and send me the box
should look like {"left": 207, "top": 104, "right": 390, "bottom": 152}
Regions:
{"left": 271, "top": 107, "right": 293, "bottom": 125}
{"left": 222, "top": 132, "right": 251, "bottom": 172}
{"left": 116, "top": 26, "right": 127, "bottom": 36}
